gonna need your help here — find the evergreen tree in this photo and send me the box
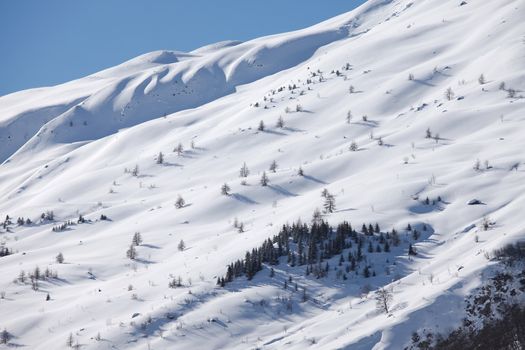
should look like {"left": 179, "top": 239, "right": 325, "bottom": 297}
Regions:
{"left": 260, "top": 171, "right": 269, "bottom": 186}
{"left": 363, "top": 266, "right": 371, "bottom": 278}
{"left": 131, "top": 164, "right": 140, "bottom": 177}
{"left": 174, "top": 143, "right": 184, "bottom": 156}
{"left": 269, "top": 160, "right": 278, "bottom": 173}
{"left": 239, "top": 162, "right": 250, "bottom": 178}
{"left": 156, "top": 152, "right": 164, "bottom": 164}
{"left": 276, "top": 116, "right": 285, "bottom": 128}
{"left": 126, "top": 244, "right": 137, "bottom": 260}
{"left": 221, "top": 183, "right": 231, "bottom": 196}
{"left": 478, "top": 74, "right": 486, "bottom": 85}
{"left": 384, "top": 240, "right": 390, "bottom": 253}
{"left": 298, "top": 166, "right": 304, "bottom": 176}
{"left": 258, "top": 120, "right": 265, "bottom": 131}
{"left": 1, "top": 329, "right": 9, "bottom": 344}
{"left": 56, "top": 252, "right": 64, "bottom": 264}
{"left": 311, "top": 208, "right": 322, "bottom": 224}
{"left": 132, "top": 232, "right": 142, "bottom": 246}
{"left": 178, "top": 239, "right": 186, "bottom": 251}
{"left": 175, "top": 195, "right": 185, "bottom": 209}
{"left": 66, "top": 333, "right": 74, "bottom": 348}
{"left": 323, "top": 194, "right": 336, "bottom": 213}
{"left": 445, "top": 87, "right": 455, "bottom": 100}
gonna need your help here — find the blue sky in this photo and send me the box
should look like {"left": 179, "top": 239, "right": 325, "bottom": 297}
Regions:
{"left": 0, "top": 0, "right": 365, "bottom": 96}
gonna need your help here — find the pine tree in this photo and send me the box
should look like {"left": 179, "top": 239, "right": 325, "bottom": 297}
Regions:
{"left": 156, "top": 152, "right": 164, "bottom": 164}
{"left": 260, "top": 171, "right": 269, "bottom": 186}
{"left": 178, "top": 239, "right": 185, "bottom": 251}
{"left": 258, "top": 120, "right": 265, "bottom": 131}
{"left": 175, "top": 195, "right": 185, "bottom": 209}
{"left": 1, "top": 329, "right": 9, "bottom": 344}
{"left": 363, "top": 266, "right": 370, "bottom": 278}
{"left": 408, "top": 244, "right": 417, "bottom": 256}
{"left": 239, "top": 162, "right": 250, "bottom": 178}
{"left": 311, "top": 208, "right": 322, "bottom": 224}
{"left": 46, "top": 293, "right": 51, "bottom": 301}
{"left": 350, "top": 141, "right": 358, "bottom": 151}
{"left": 132, "top": 232, "right": 143, "bottom": 246}
{"left": 298, "top": 166, "right": 304, "bottom": 176}
{"left": 346, "top": 110, "right": 352, "bottom": 124}
{"left": 174, "top": 143, "right": 184, "bottom": 156}
{"left": 445, "top": 87, "right": 455, "bottom": 101}
{"left": 126, "top": 244, "right": 137, "bottom": 260}
{"left": 131, "top": 164, "right": 140, "bottom": 177}
{"left": 269, "top": 160, "right": 278, "bottom": 173}
{"left": 56, "top": 252, "right": 64, "bottom": 264}
{"left": 276, "top": 116, "right": 285, "bottom": 128}
{"left": 66, "top": 333, "right": 74, "bottom": 348}
{"left": 221, "top": 183, "right": 231, "bottom": 196}
{"left": 323, "top": 194, "right": 336, "bottom": 213}
{"left": 478, "top": 74, "right": 486, "bottom": 85}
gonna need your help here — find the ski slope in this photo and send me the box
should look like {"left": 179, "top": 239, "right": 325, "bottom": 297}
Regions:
{"left": 0, "top": 0, "right": 524, "bottom": 348}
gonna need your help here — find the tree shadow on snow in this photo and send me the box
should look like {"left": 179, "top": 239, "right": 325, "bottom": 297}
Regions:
{"left": 303, "top": 175, "right": 327, "bottom": 185}
{"left": 232, "top": 193, "right": 259, "bottom": 205}
{"left": 261, "top": 129, "right": 287, "bottom": 136}
{"left": 413, "top": 79, "right": 436, "bottom": 87}
{"left": 141, "top": 244, "right": 162, "bottom": 250}
{"left": 163, "top": 162, "right": 183, "bottom": 167}
{"left": 268, "top": 185, "right": 298, "bottom": 197}
{"left": 283, "top": 126, "right": 306, "bottom": 133}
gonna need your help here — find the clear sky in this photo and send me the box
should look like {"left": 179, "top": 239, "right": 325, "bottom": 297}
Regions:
{"left": 0, "top": 0, "right": 366, "bottom": 96}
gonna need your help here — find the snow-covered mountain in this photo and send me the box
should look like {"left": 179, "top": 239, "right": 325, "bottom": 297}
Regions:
{"left": 1, "top": 0, "right": 524, "bottom": 348}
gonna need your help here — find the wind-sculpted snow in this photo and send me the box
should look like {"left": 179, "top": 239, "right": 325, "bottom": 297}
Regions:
{"left": 0, "top": 16, "right": 354, "bottom": 165}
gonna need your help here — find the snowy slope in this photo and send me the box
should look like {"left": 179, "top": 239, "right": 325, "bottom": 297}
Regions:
{"left": 0, "top": 0, "right": 525, "bottom": 349}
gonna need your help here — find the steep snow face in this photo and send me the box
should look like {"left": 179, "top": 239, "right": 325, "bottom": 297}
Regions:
{"left": 0, "top": 0, "right": 524, "bottom": 349}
